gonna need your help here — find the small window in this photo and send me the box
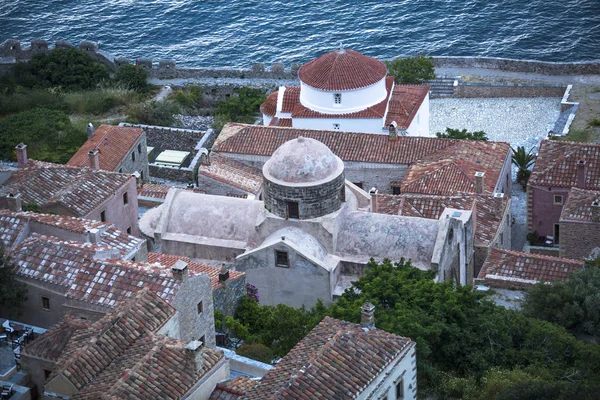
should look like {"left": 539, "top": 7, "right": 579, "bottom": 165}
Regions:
{"left": 287, "top": 201, "right": 299, "bottom": 219}
{"left": 333, "top": 123, "right": 340, "bottom": 130}
{"left": 554, "top": 224, "right": 560, "bottom": 245}
{"left": 100, "top": 210, "right": 106, "bottom": 222}
{"left": 197, "top": 301, "right": 203, "bottom": 314}
{"left": 396, "top": 378, "right": 404, "bottom": 399}
{"left": 138, "top": 143, "right": 142, "bottom": 154}
{"left": 44, "top": 369, "right": 52, "bottom": 379}
{"left": 41, "top": 296, "right": 50, "bottom": 310}
{"left": 275, "top": 250, "right": 289, "bottom": 268}
{"left": 127, "top": 226, "right": 132, "bottom": 234}
{"left": 340, "top": 186, "right": 346, "bottom": 202}
{"left": 392, "top": 186, "right": 401, "bottom": 195}
{"left": 123, "top": 192, "right": 129, "bottom": 205}
{"left": 140, "top": 171, "right": 144, "bottom": 181}
{"left": 333, "top": 93, "right": 342, "bottom": 104}
{"left": 132, "top": 152, "right": 136, "bottom": 162}
{"left": 554, "top": 195, "right": 563, "bottom": 205}
{"left": 500, "top": 233, "right": 504, "bottom": 245}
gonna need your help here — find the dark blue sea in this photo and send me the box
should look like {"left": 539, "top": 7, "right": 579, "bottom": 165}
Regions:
{"left": 1, "top": 1, "right": 599, "bottom": 67}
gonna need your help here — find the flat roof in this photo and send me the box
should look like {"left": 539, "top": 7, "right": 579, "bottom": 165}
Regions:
{"left": 155, "top": 150, "right": 190, "bottom": 166}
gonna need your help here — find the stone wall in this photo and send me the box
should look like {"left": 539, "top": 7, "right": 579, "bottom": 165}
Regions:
{"left": 455, "top": 83, "right": 567, "bottom": 98}
{"left": 213, "top": 275, "right": 246, "bottom": 316}
{"left": 171, "top": 274, "right": 216, "bottom": 347}
{"left": 121, "top": 123, "right": 205, "bottom": 152}
{"left": 432, "top": 56, "right": 600, "bottom": 75}
{"left": 560, "top": 221, "right": 600, "bottom": 259}
{"left": 149, "top": 165, "right": 193, "bottom": 183}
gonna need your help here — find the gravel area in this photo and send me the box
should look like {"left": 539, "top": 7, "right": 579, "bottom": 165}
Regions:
{"left": 173, "top": 115, "right": 214, "bottom": 130}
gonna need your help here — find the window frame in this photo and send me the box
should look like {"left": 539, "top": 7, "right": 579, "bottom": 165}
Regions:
{"left": 392, "top": 186, "right": 401, "bottom": 195}
{"left": 275, "top": 250, "right": 290, "bottom": 268}
{"left": 132, "top": 152, "right": 136, "bottom": 162}
{"left": 553, "top": 195, "right": 563, "bottom": 205}
{"left": 41, "top": 296, "right": 50, "bottom": 310}
{"left": 333, "top": 93, "right": 342, "bottom": 105}
{"left": 395, "top": 378, "right": 404, "bottom": 399}
{"left": 123, "top": 192, "right": 129, "bottom": 205}
{"left": 287, "top": 201, "right": 299, "bottom": 219}
{"left": 100, "top": 210, "right": 106, "bottom": 222}
{"left": 197, "top": 301, "right": 203, "bottom": 314}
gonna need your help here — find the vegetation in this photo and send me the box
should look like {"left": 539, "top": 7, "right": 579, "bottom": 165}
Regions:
{"left": 173, "top": 85, "right": 202, "bottom": 108}
{"left": 125, "top": 100, "right": 180, "bottom": 126}
{"left": 526, "top": 232, "right": 538, "bottom": 246}
{"left": 589, "top": 117, "right": 600, "bottom": 127}
{"left": 511, "top": 145, "right": 536, "bottom": 189}
{"left": 436, "top": 128, "right": 488, "bottom": 140}
{"left": 0, "top": 248, "right": 28, "bottom": 318}
{"left": 385, "top": 55, "right": 436, "bottom": 84}
{"left": 0, "top": 108, "right": 86, "bottom": 163}
{"left": 522, "top": 258, "right": 600, "bottom": 337}
{"left": 236, "top": 343, "right": 274, "bottom": 364}
{"left": 114, "top": 64, "right": 149, "bottom": 93}
{"left": 212, "top": 87, "right": 266, "bottom": 130}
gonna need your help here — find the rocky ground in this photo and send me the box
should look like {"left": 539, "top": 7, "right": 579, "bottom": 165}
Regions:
{"left": 173, "top": 114, "right": 214, "bottom": 130}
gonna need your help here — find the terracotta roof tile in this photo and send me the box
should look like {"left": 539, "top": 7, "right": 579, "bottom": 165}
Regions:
{"left": 560, "top": 187, "right": 600, "bottom": 222}
{"left": 22, "top": 316, "right": 92, "bottom": 361}
{"left": 244, "top": 316, "right": 415, "bottom": 400}
{"left": 199, "top": 153, "right": 263, "bottom": 194}
{"left": 67, "top": 125, "right": 143, "bottom": 171}
{"left": 210, "top": 377, "right": 258, "bottom": 399}
{"left": 477, "top": 248, "right": 585, "bottom": 289}
{"left": 298, "top": 49, "right": 387, "bottom": 91}
{"left": 281, "top": 87, "right": 300, "bottom": 113}
{"left": 268, "top": 117, "right": 293, "bottom": 127}
{"left": 385, "top": 85, "right": 430, "bottom": 129}
{"left": 260, "top": 91, "right": 278, "bottom": 117}
{"left": 529, "top": 140, "right": 600, "bottom": 189}
{"left": 137, "top": 183, "right": 205, "bottom": 200}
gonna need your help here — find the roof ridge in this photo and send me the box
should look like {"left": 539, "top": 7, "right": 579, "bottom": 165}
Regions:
{"left": 491, "top": 247, "right": 585, "bottom": 264}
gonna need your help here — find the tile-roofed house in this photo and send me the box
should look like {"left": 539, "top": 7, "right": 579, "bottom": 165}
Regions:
{"left": 210, "top": 377, "right": 258, "bottom": 399}
{"left": 198, "top": 152, "right": 263, "bottom": 196}
{"left": 385, "top": 85, "right": 430, "bottom": 129}
{"left": 36, "top": 289, "right": 228, "bottom": 400}
{"left": 0, "top": 157, "right": 140, "bottom": 235}
{"left": 558, "top": 187, "right": 600, "bottom": 259}
{"left": 244, "top": 316, "right": 417, "bottom": 400}
{"left": 476, "top": 247, "right": 585, "bottom": 290}
{"left": 528, "top": 140, "right": 600, "bottom": 244}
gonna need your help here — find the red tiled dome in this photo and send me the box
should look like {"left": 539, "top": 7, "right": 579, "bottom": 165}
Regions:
{"left": 298, "top": 49, "right": 387, "bottom": 91}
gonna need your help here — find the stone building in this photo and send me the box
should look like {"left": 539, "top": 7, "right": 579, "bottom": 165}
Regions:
{"left": 260, "top": 48, "right": 430, "bottom": 136}
{"left": 21, "top": 289, "right": 228, "bottom": 400}
{"left": 528, "top": 140, "right": 600, "bottom": 250}
{"left": 0, "top": 144, "right": 140, "bottom": 236}
{"left": 140, "top": 137, "right": 474, "bottom": 308}
{"left": 559, "top": 187, "right": 600, "bottom": 259}
{"left": 67, "top": 124, "right": 149, "bottom": 181}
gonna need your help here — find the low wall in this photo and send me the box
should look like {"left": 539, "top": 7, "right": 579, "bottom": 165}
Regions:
{"left": 455, "top": 82, "right": 567, "bottom": 98}
{"left": 432, "top": 56, "right": 600, "bottom": 75}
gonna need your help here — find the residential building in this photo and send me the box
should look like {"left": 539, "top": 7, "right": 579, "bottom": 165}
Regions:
{"left": 21, "top": 289, "right": 228, "bottom": 400}
{"left": 0, "top": 144, "right": 139, "bottom": 235}
{"left": 261, "top": 48, "right": 430, "bottom": 136}
{"left": 559, "top": 187, "right": 600, "bottom": 259}
{"left": 67, "top": 124, "right": 149, "bottom": 181}
{"left": 527, "top": 140, "right": 600, "bottom": 248}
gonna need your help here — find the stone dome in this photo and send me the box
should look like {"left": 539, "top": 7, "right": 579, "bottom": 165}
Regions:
{"left": 298, "top": 49, "right": 387, "bottom": 91}
{"left": 263, "top": 137, "right": 343, "bottom": 185}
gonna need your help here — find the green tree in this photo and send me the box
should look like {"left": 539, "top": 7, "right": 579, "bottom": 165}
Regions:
{"left": 511, "top": 145, "right": 536, "bottom": 189}
{"left": 0, "top": 248, "right": 28, "bottom": 318}
{"left": 385, "top": 55, "right": 436, "bottom": 84}
{"left": 436, "top": 128, "right": 488, "bottom": 140}
{"left": 213, "top": 87, "right": 266, "bottom": 125}
{"left": 114, "top": 64, "right": 148, "bottom": 93}
{"left": 236, "top": 343, "right": 274, "bottom": 363}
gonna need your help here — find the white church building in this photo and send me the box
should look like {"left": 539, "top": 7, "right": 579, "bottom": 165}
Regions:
{"left": 261, "top": 48, "right": 430, "bottom": 136}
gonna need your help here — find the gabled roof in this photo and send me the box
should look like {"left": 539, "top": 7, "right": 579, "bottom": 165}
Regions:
{"left": 298, "top": 49, "right": 388, "bottom": 91}
{"left": 560, "top": 187, "right": 600, "bottom": 223}
{"left": 199, "top": 153, "right": 263, "bottom": 194}
{"left": 529, "top": 140, "right": 600, "bottom": 189}
{"left": 67, "top": 125, "right": 143, "bottom": 171}
{"left": 477, "top": 248, "right": 585, "bottom": 289}
{"left": 0, "top": 161, "right": 133, "bottom": 217}
{"left": 210, "top": 377, "right": 258, "bottom": 399}
{"left": 385, "top": 85, "right": 430, "bottom": 129}
{"left": 260, "top": 91, "right": 278, "bottom": 117}
{"left": 244, "top": 316, "right": 414, "bottom": 399}
{"left": 22, "top": 316, "right": 92, "bottom": 361}
{"left": 281, "top": 86, "right": 300, "bottom": 113}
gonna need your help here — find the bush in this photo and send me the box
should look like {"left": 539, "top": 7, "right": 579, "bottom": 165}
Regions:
{"left": 236, "top": 343, "right": 274, "bottom": 364}
{"left": 0, "top": 108, "right": 86, "bottom": 163}
{"left": 126, "top": 100, "right": 180, "bottom": 126}
{"left": 114, "top": 64, "right": 148, "bottom": 93}
{"left": 436, "top": 128, "right": 488, "bottom": 140}
{"left": 214, "top": 87, "right": 266, "bottom": 124}
{"left": 385, "top": 55, "right": 436, "bottom": 84}
{"left": 589, "top": 117, "right": 600, "bottom": 127}
{"left": 173, "top": 85, "right": 202, "bottom": 107}
{"left": 64, "top": 88, "right": 135, "bottom": 115}
{"left": 0, "top": 89, "right": 68, "bottom": 116}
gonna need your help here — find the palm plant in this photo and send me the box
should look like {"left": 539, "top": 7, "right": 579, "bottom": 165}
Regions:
{"left": 511, "top": 146, "right": 536, "bottom": 189}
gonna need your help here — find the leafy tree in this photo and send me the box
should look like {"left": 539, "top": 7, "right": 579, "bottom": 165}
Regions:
{"left": 11, "top": 48, "right": 109, "bottom": 91}
{"left": 213, "top": 87, "right": 266, "bottom": 125}
{"left": 522, "top": 258, "right": 600, "bottom": 336}
{"left": 0, "top": 108, "right": 86, "bottom": 163}
{"left": 0, "top": 248, "right": 28, "bottom": 318}
{"left": 511, "top": 145, "right": 536, "bottom": 189}
{"left": 114, "top": 64, "right": 148, "bottom": 93}
{"left": 436, "top": 128, "right": 488, "bottom": 140}
{"left": 385, "top": 55, "right": 436, "bottom": 84}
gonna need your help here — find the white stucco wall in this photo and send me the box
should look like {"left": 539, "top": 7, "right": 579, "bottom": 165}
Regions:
{"left": 299, "top": 79, "right": 388, "bottom": 115}
{"left": 359, "top": 344, "right": 417, "bottom": 400}
{"left": 263, "top": 114, "right": 272, "bottom": 126}
{"left": 293, "top": 117, "right": 384, "bottom": 134}
{"left": 405, "top": 92, "right": 430, "bottom": 137}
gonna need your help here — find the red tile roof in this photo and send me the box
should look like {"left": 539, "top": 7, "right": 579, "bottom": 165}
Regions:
{"left": 147, "top": 252, "right": 245, "bottom": 290}
{"left": 137, "top": 183, "right": 205, "bottom": 200}
{"left": 560, "top": 187, "right": 600, "bottom": 222}
{"left": 385, "top": 85, "right": 430, "bottom": 129}
{"left": 22, "top": 316, "right": 92, "bottom": 361}
{"left": 244, "top": 316, "right": 415, "bottom": 400}
{"left": 260, "top": 91, "right": 278, "bottom": 117}
{"left": 477, "top": 248, "right": 585, "bottom": 289}
{"left": 210, "top": 377, "right": 258, "bottom": 399}
{"left": 281, "top": 86, "right": 300, "bottom": 113}
{"left": 529, "top": 140, "right": 600, "bottom": 189}
{"left": 0, "top": 161, "right": 134, "bottom": 217}
{"left": 268, "top": 117, "right": 293, "bottom": 127}
{"left": 199, "top": 153, "right": 263, "bottom": 194}
{"left": 67, "top": 125, "right": 143, "bottom": 171}
{"left": 298, "top": 49, "right": 387, "bottom": 91}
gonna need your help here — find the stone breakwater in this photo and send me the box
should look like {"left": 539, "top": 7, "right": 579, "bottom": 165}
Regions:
{"left": 1, "top": 39, "right": 600, "bottom": 80}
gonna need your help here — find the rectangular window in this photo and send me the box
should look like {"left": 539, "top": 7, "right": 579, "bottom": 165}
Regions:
{"left": 287, "top": 201, "right": 299, "bottom": 219}
{"left": 500, "top": 233, "right": 504, "bottom": 245}
{"left": 554, "top": 224, "right": 560, "bottom": 245}
{"left": 41, "top": 296, "right": 50, "bottom": 310}
{"left": 100, "top": 210, "right": 106, "bottom": 222}
{"left": 334, "top": 93, "right": 342, "bottom": 104}
{"left": 197, "top": 301, "right": 203, "bottom": 314}
{"left": 132, "top": 152, "right": 136, "bottom": 162}
{"left": 123, "top": 192, "right": 129, "bottom": 205}
{"left": 276, "top": 250, "right": 289, "bottom": 268}
{"left": 333, "top": 123, "right": 340, "bottom": 130}
{"left": 396, "top": 378, "right": 404, "bottom": 399}
{"left": 138, "top": 143, "right": 142, "bottom": 154}
{"left": 554, "top": 195, "right": 563, "bottom": 205}
{"left": 127, "top": 226, "right": 132, "bottom": 234}
{"left": 392, "top": 186, "right": 401, "bottom": 195}
{"left": 140, "top": 170, "right": 144, "bottom": 181}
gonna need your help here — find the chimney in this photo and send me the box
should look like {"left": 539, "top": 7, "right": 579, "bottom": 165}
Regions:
{"left": 87, "top": 123, "right": 95, "bottom": 139}
{"left": 200, "top": 149, "right": 210, "bottom": 166}
{"left": 15, "top": 143, "right": 28, "bottom": 168}
{"left": 493, "top": 193, "right": 505, "bottom": 218}
{"left": 592, "top": 200, "right": 600, "bottom": 223}
{"left": 185, "top": 340, "right": 205, "bottom": 372}
{"left": 219, "top": 267, "right": 230, "bottom": 282}
{"left": 576, "top": 160, "right": 586, "bottom": 188}
{"left": 171, "top": 260, "right": 189, "bottom": 282}
{"left": 88, "top": 149, "right": 100, "bottom": 170}
{"left": 360, "top": 302, "right": 375, "bottom": 330}
{"left": 87, "top": 228, "right": 101, "bottom": 245}
{"left": 474, "top": 172, "right": 485, "bottom": 194}
{"left": 369, "top": 188, "right": 378, "bottom": 213}
{"left": 132, "top": 171, "right": 142, "bottom": 187}
{"left": 6, "top": 193, "right": 22, "bottom": 212}
{"left": 388, "top": 121, "right": 398, "bottom": 141}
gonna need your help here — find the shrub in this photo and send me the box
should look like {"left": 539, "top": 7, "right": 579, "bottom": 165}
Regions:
{"left": 114, "top": 64, "right": 148, "bottom": 93}
{"left": 589, "top": 117, "right": 600, "bottom": 127}
{"left": 385, "top": 55, "right": 436, "bottom": 84}
{"left": 0, "top": 89, "right": 68, "bottom": 116}
{"left": 236, "top": 343, "right": 274, "bottom": 364}
{"left": 214, "top": 87, "right": 266, "bottom": 124}
{"left": 126, "top": 100, "right": 180, "bottom": 126}
{"left": 63, "top": 88, "right": 134, "bottom": 115}
{"left": 436, "top": 128, "right": 488, "bottom": 140}
{"left": 173, "top": 85, "right": 202, "bottom": 107}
